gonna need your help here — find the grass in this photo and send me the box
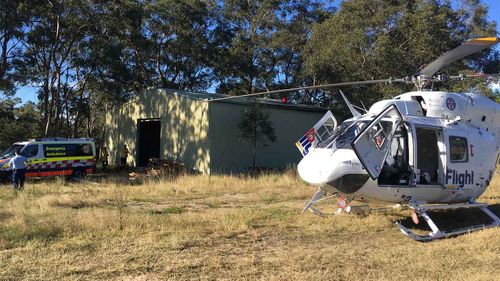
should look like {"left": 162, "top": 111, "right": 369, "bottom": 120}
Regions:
{"left": 0, "top": 171, "right": 498, "bottom": 280}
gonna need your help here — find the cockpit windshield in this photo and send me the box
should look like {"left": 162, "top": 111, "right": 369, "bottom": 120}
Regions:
{"left": 317, "top": 119, "right": 370, "bottom": 151}
{"left": 0, "top": 144, "right": 23, "bottom": 159}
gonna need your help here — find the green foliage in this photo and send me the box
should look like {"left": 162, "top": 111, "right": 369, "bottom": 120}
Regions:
{"left": 0, "top": 98, "right": 41, "bottom": 150}
{"left": 238, "top": 102, "right": 277, "bottom": 171}
{"left": 213, "top": 0, "right": 326, "bottom": 96}
{"left": 305, "top": 0, "right": 499, "bottom": 113}
{"left": 1, "top": 0, "right": 499, "bottom": 146}
{"left": 0, "top": 0, "right": 27, "bottom": 94}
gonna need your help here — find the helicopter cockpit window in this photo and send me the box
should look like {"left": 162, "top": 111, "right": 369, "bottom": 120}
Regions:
{"left": 317, "top": 120, "right": 369, "bottom": 150}
{"left": 317, "top": 121, "right": 352, "bottom": 148}
{"left": 450, "top": 136, "right": 468, "bottom": 162}
{"left": 316, "top": 117, "right": 337, "bottom": 142}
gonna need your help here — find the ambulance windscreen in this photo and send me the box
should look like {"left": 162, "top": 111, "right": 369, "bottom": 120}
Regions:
{"left": 0, "top": 144, "right": 24, "bottom": 159}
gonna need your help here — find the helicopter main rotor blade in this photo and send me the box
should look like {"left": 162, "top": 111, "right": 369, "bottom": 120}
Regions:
{"left": 462, "top": 73, "right": 500, "bottom": 79}
{"left": 419, "top": 37, "right": 500, "bottom": 78}
{"left": 207, "top": 78, "right": 405, "bottom": 102}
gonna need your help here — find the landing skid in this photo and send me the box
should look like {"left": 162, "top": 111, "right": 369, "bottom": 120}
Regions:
{"left": 302, "top": 189, "right": 361, "bottom": 216}
{"left": 396, "top": 201, "right": 500, "bottom": 242}
{"left": 302, "top": 189, "right": 339, "bottom": 216}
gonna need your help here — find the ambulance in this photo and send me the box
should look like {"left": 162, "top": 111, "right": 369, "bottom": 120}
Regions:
{"left": 0, "top": 138, "right": 96, "bottom": 181}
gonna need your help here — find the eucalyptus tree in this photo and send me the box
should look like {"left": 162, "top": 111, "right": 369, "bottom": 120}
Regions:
{"left": 0, "top": 0, "right": 28, "bottom": 94}
{"left": 212, "top": 0, "right": 328, "bottom": 97}
{"left": 17, "top": 0, "right": 90, "bottom": 136}
{"left": 145, "top": 0, "right": 215, "bottom": 91}
{"left": 212, "top": 0, "right": 283, "bottom": 96}
{"left": 304, "top": 0, "right": 498, "bottom": 117}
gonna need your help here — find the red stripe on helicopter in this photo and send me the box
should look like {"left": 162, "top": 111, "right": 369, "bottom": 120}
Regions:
{"left": 306, "top": 128, "right": 315, "bottom": 143}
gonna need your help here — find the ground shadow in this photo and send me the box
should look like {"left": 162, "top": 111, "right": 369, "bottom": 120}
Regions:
{"left": 397, "top": 203, "right": 500, "bottom": 233}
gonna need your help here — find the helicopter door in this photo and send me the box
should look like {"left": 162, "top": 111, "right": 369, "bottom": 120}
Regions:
{"left": 295, "top": 110, "right": 337, "bottom": 156}
{"left": 351, "top": 105, "right": 403, "bottom": 180}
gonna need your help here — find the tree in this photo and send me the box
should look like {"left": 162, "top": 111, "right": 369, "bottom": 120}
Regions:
{"left": 17, "top": 0, "right": 90, "bottom": 137}
{"left": 304, "top": 0, "right": 499, "bottom": 116}
{"left": 213, "top": 0, "right": 281, "bottom": 96}
{"left": 238, "top": 102, "right": 276, "bottom": 172}
{"left": 0, "top": 0, "right": 27, "bottom": 94}
{"left": 0, "top": 98, "right": 40, "bottom": 150}
{"left": 146, "top": 0, "right": 215, "bottom": 91}
{"left": 213, "top": 0, "right": 328, "bottom": 97}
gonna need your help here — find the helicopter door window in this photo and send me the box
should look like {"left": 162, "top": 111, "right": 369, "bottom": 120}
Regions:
{"left": 379, "top": 124, "right": 410, "bottom": 186}
{"left": 352, "top": 104, "right": 403, "bottom": 180}
{"left": 416, "top": 128, "right": 441, "bottom": 185}
{"left": 449, "top": 136, "right": 468, "bottom": 162}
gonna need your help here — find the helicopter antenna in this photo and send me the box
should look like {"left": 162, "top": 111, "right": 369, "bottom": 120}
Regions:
{"left": 352, "top": 104, "right": 367, "bottom": 113}
{"left": 359, "top": 100, "right": 368, "bottom": 113}
{"left": 339, "top": 90, "right": 361, "bottom": 118}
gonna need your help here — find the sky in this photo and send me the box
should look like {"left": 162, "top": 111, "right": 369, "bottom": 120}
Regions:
{"left": 14, "top": 0, "right": 500, "bottom": 103}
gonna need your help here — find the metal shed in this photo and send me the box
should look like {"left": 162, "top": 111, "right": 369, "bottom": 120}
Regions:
{"left": 105, "top": 89, "right": 327, "bottom": 174}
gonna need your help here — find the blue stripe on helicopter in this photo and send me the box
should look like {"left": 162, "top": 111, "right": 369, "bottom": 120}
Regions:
{"left": 296, "top": 135, "right": 313, "bottom": 156}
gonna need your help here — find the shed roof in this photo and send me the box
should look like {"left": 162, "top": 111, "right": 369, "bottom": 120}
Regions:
{"left": 130, "top": 88, "right": 328, "bottom": 113}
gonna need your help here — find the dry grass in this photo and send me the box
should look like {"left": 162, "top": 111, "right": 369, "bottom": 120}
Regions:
{"left": 0, "top": 171, "right": 499, "bottom": 280}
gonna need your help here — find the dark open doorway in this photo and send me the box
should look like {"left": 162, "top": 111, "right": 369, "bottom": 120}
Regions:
{"left": 137, "top": 119, "right": 161, "bottom": 167}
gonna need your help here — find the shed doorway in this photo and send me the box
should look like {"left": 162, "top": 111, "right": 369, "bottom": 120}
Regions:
{"left": 137, "top": 119, "right": 161, "bottom": 167}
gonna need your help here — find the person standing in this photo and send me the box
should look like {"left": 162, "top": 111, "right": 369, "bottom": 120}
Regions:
{"left": 120, "top": 144, "right": 129, "bottom": 168}
{"left": 100, "top": 145, "right": 109, "bottom": 171}
{"left": 9, "top": 151, "right": 27, "bottom": 191}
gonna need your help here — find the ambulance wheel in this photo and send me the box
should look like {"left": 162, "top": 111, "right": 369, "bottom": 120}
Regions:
{"left": 0, "top": 173, "right": 11, "bottom": 184}
{"left": 72, "top": 168, "right": 86, "bottom": 180}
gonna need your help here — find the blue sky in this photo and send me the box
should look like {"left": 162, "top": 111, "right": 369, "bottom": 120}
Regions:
{"left": 14, "top": 0, "right": 500, "bottom": 102}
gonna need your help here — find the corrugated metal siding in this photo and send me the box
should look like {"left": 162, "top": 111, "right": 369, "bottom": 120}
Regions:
{"left": 208, "top": 102, "right": 326, "bottom": 173}
{"left": 106, "top": 89, "right": 327, "bottom": 174}
{"left": 105, "top": 89, "right": 210, "bottom": 173}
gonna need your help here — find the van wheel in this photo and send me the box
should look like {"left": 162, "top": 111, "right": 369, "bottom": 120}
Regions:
{"left": 72, "top": 168, "right": 86, "bottom": 181}
{"left": 0, "top": 173, "right": 11, "bottom": 184}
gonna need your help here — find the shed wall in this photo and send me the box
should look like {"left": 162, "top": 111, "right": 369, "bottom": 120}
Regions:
{"left": 208, "top": 102, "right": 326, "bottom": 173}
{"left": 105, "top": 89, "right": 210, "bottom": 173}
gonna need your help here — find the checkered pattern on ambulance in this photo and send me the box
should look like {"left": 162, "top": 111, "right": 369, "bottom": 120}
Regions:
{"left": 0, "top": 158, "right": 94, "bottom": 172}
{"left": 26, "top": 159, "right": 94, "bottom": 171}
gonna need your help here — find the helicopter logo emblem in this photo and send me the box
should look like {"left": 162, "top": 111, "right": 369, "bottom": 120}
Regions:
{"left": 446, "top": 97, "right": 456, "bottom": 110}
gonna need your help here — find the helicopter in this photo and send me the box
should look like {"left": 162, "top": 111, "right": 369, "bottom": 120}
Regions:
{"left": 208, "top": 37, "right": 500, "bottom": 241}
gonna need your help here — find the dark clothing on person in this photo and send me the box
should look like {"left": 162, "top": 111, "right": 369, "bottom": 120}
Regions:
{"left": 12, "top": 169, "right": 26, "bottom": 191}
{"left": 100, "top": 146, "right": 109, "bottom": 170}
{"left": 120, "top": 146, "right": 129, "bottom": 168}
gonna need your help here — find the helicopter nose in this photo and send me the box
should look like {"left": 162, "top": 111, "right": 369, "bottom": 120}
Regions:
{"left": 297, "top": 149, "right": 341, "bottom": 185}
{"left": 297, "top": 149, "right": 369, "bottom": 193}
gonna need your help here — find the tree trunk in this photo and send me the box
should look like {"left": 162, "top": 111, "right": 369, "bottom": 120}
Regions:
{"left": 252, "top": 115, "right": 257, "bottom": 173}
{"left": 73, "top": 92, "right": 83, "bottom": 137}
{"left": 0, "top": 32, "right": 9, "bottom": 79}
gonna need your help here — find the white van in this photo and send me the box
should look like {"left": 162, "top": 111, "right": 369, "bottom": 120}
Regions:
{"left": 0, "top": 138, "right": 96, "bottom": 181}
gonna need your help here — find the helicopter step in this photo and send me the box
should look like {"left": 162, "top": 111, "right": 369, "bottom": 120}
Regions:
{"left": 396, "top": 201, "right": 500, "bottom": 242}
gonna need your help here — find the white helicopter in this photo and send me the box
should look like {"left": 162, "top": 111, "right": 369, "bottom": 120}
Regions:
{"left": 209, "top": 37, "right": 500, "bottom": 241}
